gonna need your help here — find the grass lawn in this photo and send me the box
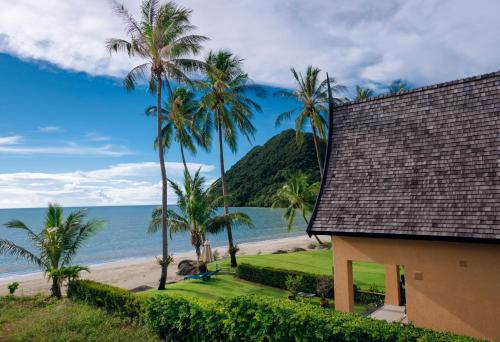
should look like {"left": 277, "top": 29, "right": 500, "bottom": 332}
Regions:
{"left": 138, "top": 274, "right": 368, "bottom": 314}
{"left": 215, "top": 249, "right": 387, "bottom": 291}
{"left": 0, "top": 295, "right": 158, "bottom": 342}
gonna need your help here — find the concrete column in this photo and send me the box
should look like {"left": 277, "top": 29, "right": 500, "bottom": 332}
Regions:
{"left": 333, "top": 237, "right": 354, "bottom": 312}
{"left": 384, "top": 264, "right": 401, "bottom": 306}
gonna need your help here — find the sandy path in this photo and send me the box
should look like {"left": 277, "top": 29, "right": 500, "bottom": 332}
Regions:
{"left": 0, "top": 235, "right": 317, "bottom": 296}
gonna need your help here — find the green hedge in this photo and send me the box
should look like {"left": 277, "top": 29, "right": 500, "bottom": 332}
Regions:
{"left": 236, "top": 263, "right": 331, "bottom": 296}
{"left": 236, "top": 263, "right": 385, "bottom": 305}
{"left": 67, "top": 280, "right": 144, "bottom": 319}
{"left": 144, "top": 295, "right": 477, "bottom": 341}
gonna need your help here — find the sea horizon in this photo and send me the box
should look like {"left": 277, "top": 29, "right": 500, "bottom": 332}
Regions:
{"left": 0, "top": 205, "right": 305, "bottom": 278}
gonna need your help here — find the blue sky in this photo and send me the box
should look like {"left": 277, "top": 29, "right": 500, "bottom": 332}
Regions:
{"left": 0, "top": 0, "right": 499, "bottom": 208}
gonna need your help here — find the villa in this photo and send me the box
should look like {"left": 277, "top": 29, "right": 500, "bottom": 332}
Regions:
{"left": 308, "top": 71, "right": 500, "bottom": 340}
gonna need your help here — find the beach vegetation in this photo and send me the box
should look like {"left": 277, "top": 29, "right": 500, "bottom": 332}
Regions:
{"left": 148, "top": 167, "right": 253, "bottom": 264}
{"left": 145, "top": 87, "right": 211, "bottom": 170}
{"left": 275, "top": 66, "right": 345, "bottom": 177}
{"left": 106, "top": 0, "right": 208, "bottom": 290}
{"left": 0, "top": 203, "right": 105, "bottom": 298}
{"left": 272, "top": 170, "right": 322, "bottom": 243}
{"left": 196, "top": 49, "right": 264, "bottom": 267}
{"left": 387, "top": 79, "right": 410, "bottom": 94}
{"left": 354, "top": 85, "right": 375, "bottom": 100}
{"left": 7, "top": 282, "right": 19, "bottom": 296}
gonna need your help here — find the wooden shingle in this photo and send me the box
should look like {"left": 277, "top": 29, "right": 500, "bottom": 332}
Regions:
{"left": 308, "top": 71, "right": 500, "bottom": 242}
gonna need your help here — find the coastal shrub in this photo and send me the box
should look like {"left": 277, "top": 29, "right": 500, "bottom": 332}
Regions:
{"left": 67, "top": 280, "right": 144, "bottom": 319}
{"left": 7, "top": 281, "right": 20, "bottom": 295}
{"left": 144, "top": 294, "right": 477, "bottom": 341}
{"left": 144, "top": 295, "right": 224, "bottom": 341}
{"left": 237, "top": 263, "right": 330, "bottom": 296}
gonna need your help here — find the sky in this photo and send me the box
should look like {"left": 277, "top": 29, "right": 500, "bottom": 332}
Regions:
{"left": 0, "top": 0, "right": 499, "bottom": 208}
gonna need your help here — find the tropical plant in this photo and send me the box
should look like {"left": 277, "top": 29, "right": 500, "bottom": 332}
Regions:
{"left": 272, "top": 171, "right": 322, "bottom": 243}
{"left": 315, "top": 277, "right": 332, "bottom": 308}
{"left": 196, "top": 49, "right": 263, "bottom": 267}
{"left": 106, "top": 0, "right": 207, "bottom": 290}
{"left": 275, "top": 66, "right": 345, "bottom": 177}
{"left": 7, "top": 282, "right": 19, "bottom": 296}
{"left": 146, "top": 87, "right": 211, "bottom": 171}
{"left": 387, "top": 79, "right": 410, "bottom": 94}
{"left": 0, "top": 204, "right": 105, "bottom": 298}
{"left": 285, "top": 275, "right": 304, "bottom": 300}
{"left": 354, "top": 85, "right": 375, "bottom": 101}
{"left": 149, "top": 167, "right": 253, "bottom": 264}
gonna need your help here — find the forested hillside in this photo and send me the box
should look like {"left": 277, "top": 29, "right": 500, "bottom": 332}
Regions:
{"left": 212, "top": 129, "right": 325, "bottom": 207}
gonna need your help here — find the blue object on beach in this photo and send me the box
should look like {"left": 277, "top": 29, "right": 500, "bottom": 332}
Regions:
{"left": 183, "top": 269, "right": 220, "bottom": 281}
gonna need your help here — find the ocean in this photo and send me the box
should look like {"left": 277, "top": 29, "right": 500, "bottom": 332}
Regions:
{"left": 0, "top": 205, "right": 305, "bottom": 278}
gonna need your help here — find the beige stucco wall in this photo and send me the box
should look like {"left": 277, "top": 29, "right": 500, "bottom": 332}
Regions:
{"left": 332, "top": 236, "right": 500, "bottom": 341}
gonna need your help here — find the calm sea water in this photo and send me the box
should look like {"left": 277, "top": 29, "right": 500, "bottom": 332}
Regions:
{"left": 0, "top": 206, "right": 305, "bottom": 277}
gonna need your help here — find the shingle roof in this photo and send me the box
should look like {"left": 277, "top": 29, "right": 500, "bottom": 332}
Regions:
{"left": 307, "top": 71, "right": 500, "bottom": 242}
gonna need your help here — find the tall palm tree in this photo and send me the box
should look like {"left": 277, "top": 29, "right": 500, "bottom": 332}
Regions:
{"left": 275, "top": 66, "right": 345, "bottom": 178}
{"left": 387, "top": 79, "right": 409, "bottom": 94}
{"left": 272, "top": 171, "right": 321, "bottom": 243}
{"left": 149, "top": 168, "right": 253, "bottom": 264}
{"left": 197, "top": 50, "right": 263, "bottom": 267}
{"left": 354, "top": 85, "right": 375, "bottom": 101}
{"left": 146, "top": 87, "right": 211, "bottom": 171}
{"left": 106, "top": 0, "right": 207, "bottom": 290}
{"left": 0, "top": 204, "right": 105, "bottom": 298}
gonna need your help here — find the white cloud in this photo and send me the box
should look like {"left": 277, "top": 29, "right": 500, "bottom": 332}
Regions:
{"left": 0, "top": 143, "right": 132, "bottom": 157}
{"left": 85, "top": 132, "right": 113, "bottom": 142}
{"left": 0, "top": 136, "right": 22, "bottom": 145}
{"left": 0, "top": 162, "right": 216, "bottom": 208}
{"left": 0, "top": 1, "right": 499, "bottom": 88}
{"left": 38, "top": 126, "right": 63, "bottom": 133}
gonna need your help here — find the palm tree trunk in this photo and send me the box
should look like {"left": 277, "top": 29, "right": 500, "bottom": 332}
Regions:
{"left": 217, "top": 116, "right": 237, "bottom": 267}
{"left": 310, "top": 116, "right": 324, "bottom": 178}
{"left": 180, "top": 145, "right": 188, "bottom": 172}
{"left": 302, "top": 213, "right": 323, "bottom": 244}
{"left": 50, "top": 277, "right": 62, "bottom": 299}
{"left": 157, "top": 73, "right": 169, "bottom": 291}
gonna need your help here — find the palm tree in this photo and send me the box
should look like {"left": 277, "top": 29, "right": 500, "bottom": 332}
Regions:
{"left": 197, "top": 50, "right": 263, "bottom": 267}
{"left": 354, "top": 85, "right": 375, "bottom": 101}
{"left": 0, "top": 204, "right": 105, "bottom": 298}
{"left": 272, "top": 171, "right": 322, "bottom": 243}
{"left": 275, "top": 66, "right": 345, "bottom": 178}
{"left": 149, "top": 168, "right": 253, "bottom": 264}
{"left": 106, "top": 0, "right": 207, "bottom": 290}
{"left": 387, "top": 79, "right": 409, "bottom": 94}
{"left": 146, "top": 87, "right": 211, "bottom": 171}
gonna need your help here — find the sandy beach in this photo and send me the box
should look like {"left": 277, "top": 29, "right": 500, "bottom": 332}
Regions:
{"left": 0, "top": 235, "right": 317, "bottom": 296}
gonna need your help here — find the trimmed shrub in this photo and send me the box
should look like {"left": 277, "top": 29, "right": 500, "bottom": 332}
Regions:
{"left": 144, "top": 295, "right": 477, "bottom": 341}
{"left": 144, "top": 295, "right": 225, "bottom": 341}
{"left": 67, "top": 280, "right": 144, "bottom": 319}
{"left": 237, "top": 263, "right": 331, "bottom": 296}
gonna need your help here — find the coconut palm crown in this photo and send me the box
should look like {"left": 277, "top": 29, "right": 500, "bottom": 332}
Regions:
{"left": 0, "top": 203, "right": 105, "bottom": 298}
{"left": 149, "top": 168, "right": 253, "bottom": 263}
{"left": 146, "top": 87, "right": 212, "bottom": 170}
{"left": 275, "top": 66, "right": 345, "bottom": 178}
{"left": 106, "top": 0, "right": 208, "bottom": 290}
{"left": 196, "top": 49, "right": 263, "bottom": 267}
{"left": 354, "top": 85, "right": 375, "bottom": 101}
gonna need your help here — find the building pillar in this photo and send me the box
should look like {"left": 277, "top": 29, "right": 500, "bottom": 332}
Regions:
{"left": 333, "top": 237, "right": 354, "bottom": 312}
{"left": 384, "top": 264, "right": 401, "bottom": 306}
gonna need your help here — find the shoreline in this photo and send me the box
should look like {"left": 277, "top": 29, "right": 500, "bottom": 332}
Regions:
{"left": 0, "top": 234, "right": 317, "bottom": 296}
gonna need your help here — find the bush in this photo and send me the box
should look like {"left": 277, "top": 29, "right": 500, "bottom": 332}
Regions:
{"left": 285, "top": 275, "right": 303, "bottom": 298}
{"left": 144, "top": 295, "right": 477, "bottom": 341}
{"left": 237, "top": 263, "right": 332, "bottom": 296}
{"left": 67, "top": 280, "right": 144, "bottom": 319}
{"left": 7, "top": 282, "right": 19, "bottom": 295}
{"left": 144, "top": 295, "right": 224, "bottom": 341}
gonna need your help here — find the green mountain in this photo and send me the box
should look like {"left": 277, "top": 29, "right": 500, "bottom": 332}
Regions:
{"left": 212, "top": 129, "right": 325, "bottom": 207}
